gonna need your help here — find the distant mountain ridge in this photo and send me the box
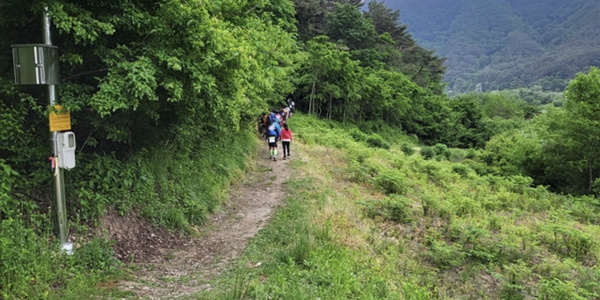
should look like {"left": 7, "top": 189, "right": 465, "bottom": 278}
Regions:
{"left": 383, "top": 0, "right": 600, "bottom": 92}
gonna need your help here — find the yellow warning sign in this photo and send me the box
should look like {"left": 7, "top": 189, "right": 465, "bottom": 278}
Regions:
{"left": 49, "top": 105, "right": 71, "bottom": 132}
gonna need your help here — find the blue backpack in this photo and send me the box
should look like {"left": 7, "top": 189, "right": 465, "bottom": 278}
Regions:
{"left": 268, "top": 112, "right": 277, "bottom": 125}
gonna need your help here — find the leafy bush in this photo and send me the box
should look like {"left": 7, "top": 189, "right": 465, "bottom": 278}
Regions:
{"left": 349, "top": 128, "right": 367, "bottom": 142}
{"left": 538, "top": 278, "right": 591, "bottom": 300}
{"left": 465, "top": 148, "right": 479, "bottom": 159}
{"left": 420, "top": 146, "right": 435, "bottom": 160}
{"left": 374, "top": 169, "right": 408, "bottom": 195}
{"left": 451, "top": 164, "right": 470, "bottom": 177}
{"left": 361, "top": 195, "right": 413, "bottom": 224}
{"left": 73, "top": 238, "right": 121, "bottom": 271}
{"left": 427, "top": 240, "right": 465, "bottom": 269}
{"left": 449, "top": 148, "right": 466, "bottom": 162}
{"left": 366, "top": 134, "right": 391, "bottom": 149}
{"left": 401, "top": 143, "right": 415, "bottom": 156}
{"left": 432, "top": 143, "right": 448, "bottom": 155}
{"left": 542, "top": 223, "right": 596, "bottom": 261}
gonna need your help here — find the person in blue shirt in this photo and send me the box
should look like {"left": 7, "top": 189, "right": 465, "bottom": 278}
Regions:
{"left": 265, "top": 120, "right": 280, "bottom": 161}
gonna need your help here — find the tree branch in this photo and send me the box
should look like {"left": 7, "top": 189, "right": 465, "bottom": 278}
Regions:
{"left": 61, "top": 68, "right": 108, "bottom": 82}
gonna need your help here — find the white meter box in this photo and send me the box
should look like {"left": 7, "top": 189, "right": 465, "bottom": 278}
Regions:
{"left": 57, "top": 132, "right": 76, "bottom": 170}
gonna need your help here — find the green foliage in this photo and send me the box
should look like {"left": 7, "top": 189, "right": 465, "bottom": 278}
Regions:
{"left": 326, "top": 3, "right": 376, "bottom": 51}
{"left": 451, "top": 164, "right": 470, "bottom": 177}
{"left": 73, "top": 238, "right": 121, "bottom": 271}
{"left": 401, "top": 143, "right": 415, "bottom": 156}
{"left": 365, "top": 133, "right": 391, "bottom": 149}
{"left": 432, "top": 143, "right": 451, "bottom": 160}
{"left": 538, "top": 278, "right": 594, "bottom": 300}
{"left": 200, "top": 114, "right": 600, "bottom": 299}
{"left": 362, "top": 195, "right": 413, "bottom": 224}
{"left": 0, "top": 0, "right": 292, "bottom": 296}
{"left": 426, "top": 240, "right": 465, "bottom": 269}
{"left": 374, "top": 169, "right": 408, "bottom": 195}
{"left": 420, "top": 146, "right": 435, "bottom": 160}
{"left": 348, "top": 128, "right": 367, "bottom": 142}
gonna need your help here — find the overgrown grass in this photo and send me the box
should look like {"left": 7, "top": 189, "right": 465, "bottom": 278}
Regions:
{"left": 200, "top": 113, "right": 600, "bottom": 299}
{"left": 0, "top": 127, "right": 258, "bottom": 298}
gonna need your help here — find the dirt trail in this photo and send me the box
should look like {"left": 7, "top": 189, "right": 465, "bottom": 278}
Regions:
{"left": 112, "top": 149, "right": 291, "bottom": 299}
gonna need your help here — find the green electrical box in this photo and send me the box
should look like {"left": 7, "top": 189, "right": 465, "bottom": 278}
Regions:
{"left": 11, "top": 44, "right": 59, "bottom": 85}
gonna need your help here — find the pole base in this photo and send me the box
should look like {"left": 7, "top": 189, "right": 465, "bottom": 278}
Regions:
{"left": 61, "top": 242, "right": 74, "bottom": 255}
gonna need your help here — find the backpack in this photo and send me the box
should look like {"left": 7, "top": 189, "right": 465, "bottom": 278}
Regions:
{"left": 268, "top": 112, "right": 277, "bottom": 125}
{"left": 266, "top": 124, "right": 277, "bottom": 137}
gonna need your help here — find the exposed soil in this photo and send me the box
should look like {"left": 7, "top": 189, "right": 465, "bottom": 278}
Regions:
{"left": 102, "top": 147, "right": 292, "bottom": 299}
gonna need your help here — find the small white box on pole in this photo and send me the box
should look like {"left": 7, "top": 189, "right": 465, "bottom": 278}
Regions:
{"left": 57, "top": 131, "right": 76, "bottom": 170}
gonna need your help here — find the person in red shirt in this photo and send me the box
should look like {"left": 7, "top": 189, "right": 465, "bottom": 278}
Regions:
{"left": 281, "top": 123, "right": 293, "bottom": 160}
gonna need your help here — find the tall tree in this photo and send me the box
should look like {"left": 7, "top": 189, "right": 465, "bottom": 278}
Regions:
{"left": 298, "top": 35, "right": 362, "bottom": 120}
{"left": 563, "top": 67, "right": 600, "bottom": 193}
{"left": 290, "top": 0, "right": 364, "bottom": 42}
{"left": 326, "top": 3, "right": 376, "bottom": 51}
{"left": 0, "top": 0, "right": 299, "bottom": 196}
{"left": 364, "top": 0, "right": 413, "bottom": 48}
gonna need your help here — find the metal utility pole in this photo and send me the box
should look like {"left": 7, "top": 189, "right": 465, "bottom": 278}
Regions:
{"left": 12, "top": 7, "right": 78, "bottom": 255}
{"left": 43, "top": 7, "right": 72, "bottom": 254}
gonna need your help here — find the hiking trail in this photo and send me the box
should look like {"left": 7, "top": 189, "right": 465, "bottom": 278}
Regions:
{"left": 106, "top": 146, "right": 292, "bottom": 299}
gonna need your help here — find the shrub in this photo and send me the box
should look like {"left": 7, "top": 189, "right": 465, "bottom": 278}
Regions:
{"left": 374, "top": 169, "right": 408, "bottom": 195}
{"left": 420, "top": 146, "right": 435, "bottom": 160}
{"left": 349, "top": 128, "right": 367, "bottom": 142}
{"left": 433, "top": 143, "right": 448, "bottom": 155}
{"left": 361, "top": 195, "right": 413, "bottom": 224}
{"left": 462, "top": 159, "right": 489, "bottom": 175}
{"left": 465, "top": 148, "right": 479, "bottom": 159}
{"left": 74, "top": 238, "right": 121, "bottom": 271}
{"left": 401, "top": 143, "right": 415, "bottom": 156}
{"left": 543, "top": 223, "right": 596, "bottom": 261}
{"left": 366, "top": 134, "right": 391, "bottom": 150}
{"left": 538, "top": 278, "right": 591, "bottom": 300}
{"left": 427, "top": 240, "right": 465, "bottom": 269}
{"left": 449, "top": 148, "right": 466, "bottom": 162}
{"left": 451, "top": 164, "right": 470, "bottom": 177}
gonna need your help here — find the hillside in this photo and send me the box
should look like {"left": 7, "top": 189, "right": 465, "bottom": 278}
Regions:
{"left": 383, "top": 0, "right": 600, "bottom": 92}
{"left": 198, "top": 114, "right": 600, "bottom": 299}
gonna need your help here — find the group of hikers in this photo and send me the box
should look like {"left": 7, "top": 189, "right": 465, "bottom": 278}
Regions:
{"left": 259, "top": 99, "right": 295, "bottom": 161}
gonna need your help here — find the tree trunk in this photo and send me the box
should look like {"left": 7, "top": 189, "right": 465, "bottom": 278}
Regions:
{"left": 309, "top": 80, "right": 317, "bottom": 115}
{"left": 589, "top": 157, "right": 594, "bottom": 194}
{"left": 309, "top": 70, "right": 320, "bottom": 115}
{"left": 343, "top": 98, "right": 347, "bottom": 124}
{"left": 328, "top": 95, "right": 332, "bottom": 121}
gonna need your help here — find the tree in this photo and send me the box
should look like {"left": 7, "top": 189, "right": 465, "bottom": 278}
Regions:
{"left": 364, "top": 0, "right": 412, "bottom": 48}
{"left": 563, "top": 67, "right": 600, "bottom": 193}
{"left": 298, "top": 36, "right": 362, "bottom": 121}
{"left": 326, "top": 3, "right": 376, "bottom": 51}
{"left": 0, "top": 0, "right": 299, "bottom": 204}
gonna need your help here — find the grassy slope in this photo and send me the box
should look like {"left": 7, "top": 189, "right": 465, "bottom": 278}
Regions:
{"left": 1, "top": 129, "right": 258, "bottom": 299}
{"left": 200, "top": 114, "right": 600, "bottom": 299}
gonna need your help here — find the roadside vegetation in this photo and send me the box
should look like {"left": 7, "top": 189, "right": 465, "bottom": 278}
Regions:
{"left": 202, "top": 114, "right": 600, "bottom": 299}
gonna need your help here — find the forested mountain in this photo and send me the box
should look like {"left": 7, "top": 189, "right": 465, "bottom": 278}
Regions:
{"left": 384, "top": 0, "right": 600, "bottom": 92}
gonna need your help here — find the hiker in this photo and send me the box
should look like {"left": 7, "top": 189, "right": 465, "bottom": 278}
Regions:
{"left": 286, "top": 98, "right": 295, "bottom": 118}
{"left": 258, "top": 112, "right": 268, "bottom": 135}
{"left": 281, "top": 123, "right": 293, "bottom": 160}
{"left": 265, "top": 122, "right": 280, "bottom": 161}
